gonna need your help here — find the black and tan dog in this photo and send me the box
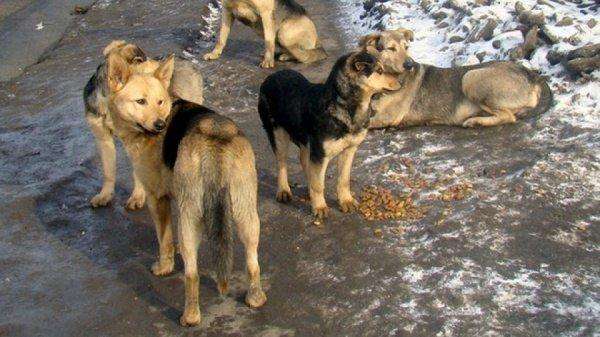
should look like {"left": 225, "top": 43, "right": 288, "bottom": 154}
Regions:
{"left": 258, "top": 51, "right": 401, "bottom": 218}
{"left": 102, "top": 52, "right": 266, "bottom": 327}
{"left": 203, "top": 0, "right": 327, "bottom": 68}
{"left": 84, "top": 40, "right": 204, "bottom": 210}
{"left": 360, "top": 29, "right": 553, "bottom": 128}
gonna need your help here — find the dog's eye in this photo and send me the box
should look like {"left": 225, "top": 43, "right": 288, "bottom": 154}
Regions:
{"left": 136, "top": 98, "right": 147, "bottom": 105}
{"left": 158, "top": 100, "right": 163, "bottom": 106}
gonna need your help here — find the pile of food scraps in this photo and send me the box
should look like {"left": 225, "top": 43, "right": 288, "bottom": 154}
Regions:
{"left": 358, "top": 185, "right": 427, "bottom": 221}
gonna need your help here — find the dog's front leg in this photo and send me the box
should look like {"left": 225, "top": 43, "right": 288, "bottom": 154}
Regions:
{"left": 147, "top": 195, "right": 175, "bottom": 276}
{"left": 337, "top": 145, "right": 359, "bottom": 213}
{"left": 308, "top": 157, "right": 331, "bottom": 219}
{"left": 125, "top": 167, "right": 146, "bottom": 210}
{"left": 259, "top": 10, "right": 276, "bottom": 68}
{"left": 87, "top": 115, "right": 116, "bottom": 207}
{"left": 203, "top": 6, "right": 234, "bottom": 61}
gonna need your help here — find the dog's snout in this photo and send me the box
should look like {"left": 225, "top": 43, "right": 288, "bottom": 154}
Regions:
{"left": 403, "top": 58, "right": 415, "bottom": 70}
{"left": 153, "top": 119, "right": 166, "bottom": 131}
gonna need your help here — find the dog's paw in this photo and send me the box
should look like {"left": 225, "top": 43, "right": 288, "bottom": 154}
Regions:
{"left": 462, "top": 118, "right": 479, "bottom": 128}
{"left": 339, "top": 198, "right": 359, "bottom": 213}
{"left": 151, "top": 259, "right": 174, "bottom": 276}
{"left": 125, "top": 190, "right": 145, "bottom": 211}
{"left": 260, "top": 57, "right": 275, "bottom": 68}
{"left": 278, "top": 53, "right": 292, "bottom": 61}
{"left": 90, "top": 192, "right": 113, "bottom": 207}
{"left": 245, "top": 287, "right": 267, "bottom": 308}
{"left": 276, "top": 190, "right": 292, "bottom": 203}
{"left": 180, "top": 308, "right": 201, "bottom": 327}
{"left": 313, "top": 206, "right": 330, "bottom": 219}
{"left": 203, "top": 51, "right": 220, "bottom": 61}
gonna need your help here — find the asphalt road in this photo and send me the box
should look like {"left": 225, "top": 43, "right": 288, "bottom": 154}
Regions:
{"left": 0, "top": 0, "right": 598, "bottom": 336}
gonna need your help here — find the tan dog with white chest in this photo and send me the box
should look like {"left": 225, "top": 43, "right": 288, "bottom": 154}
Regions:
{"left": 104, "top": 52, "right": 267, "bottom": 327}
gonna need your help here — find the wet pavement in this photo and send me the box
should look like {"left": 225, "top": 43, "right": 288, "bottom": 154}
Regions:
{"left": 0, "top": 0, "right": 598, "bottom": 336}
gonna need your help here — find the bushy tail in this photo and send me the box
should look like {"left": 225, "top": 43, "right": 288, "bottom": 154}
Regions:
{"left": 258, "top": 91, "right": 277, "bottom": 152}
{"left": 306, "top": 46, "right": 328, "bottom": 63}
{"left": 521, "top": 68, "right": 554, "bottom": 120}
{"left": 203, "top": 183, "right": 233, "bottom": 290}
{"left": 524, "top": 79, "right": 554, "bottom": 120}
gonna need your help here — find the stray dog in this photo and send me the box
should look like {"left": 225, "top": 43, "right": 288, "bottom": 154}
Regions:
{"left": 204, "top": 0, "right": 327, "bottom": 68}
{"left": 103, "top": 52, "right": 266, "bottom": 326}
{"left": 258, "top": 51, "right": 401, "bottom": 218}
{"left": 84, "top": 40, "right": 204, "bottom": 210}
{"left": 360, "top": 29, "right": 553, "bottom": 128}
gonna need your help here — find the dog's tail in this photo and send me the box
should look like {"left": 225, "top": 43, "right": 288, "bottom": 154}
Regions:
{"left": 203, "top": 181, "right": 233, "bottom": 293}
{"left": 522, "top": 69, "right": 554, "bottom": 120}
{"left": 524, "top": 78, "right": 554, "bottom": 120}
{"left": 287, "top": 46, "right": 328, "bottom": 64}
{"left": 308, "top": 46, "right": 328, "bottom": 63}
{"left": 258, "top": 90, "right": 277, "bottom": 153}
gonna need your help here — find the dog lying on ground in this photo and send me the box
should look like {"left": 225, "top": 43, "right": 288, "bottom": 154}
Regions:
{"left": 204, "top": 0, "right": 327, "bottom": 68}
{"left": 359, "top": 29, "right": 553, "bottom": 129}
{"left": 84, "top": 40, "right": 204, "bottom": 210}
{"left": 258, "top": 51, "right": 401, "bottom": 218}
{"left": 103, "top": 52, "right": 266, "bottom": 326}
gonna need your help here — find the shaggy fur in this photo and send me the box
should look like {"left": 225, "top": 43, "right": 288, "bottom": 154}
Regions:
{"left": 360, "top": 29, "right": 553, "bottom": 128}
{"left": 84, "top": 40, "right": 204, "bottom": 210}
{"left": 204, "top": 0, "right": 327, "bottom": 68}
{"left": 100, "top": 51, "right": 266, "bottom": 328}
{"left": 258, "top": 51, "right": 400, "bottom": 218}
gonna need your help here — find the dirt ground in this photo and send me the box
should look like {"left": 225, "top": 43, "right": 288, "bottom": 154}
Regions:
{"left": 0, "top": 0, "right": 598, "bottom": 336}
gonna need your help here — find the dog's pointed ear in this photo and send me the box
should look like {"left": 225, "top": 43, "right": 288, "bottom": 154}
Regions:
{"left": 103, "top": 40, "right": 127, "bottom": 57}
{"left": 359, "top": 33, "right": 381, "bottom": 48}
{"left": 393, "top": 28, "right": 414, "bottom": 42}
{"left": 352, "top": 52, "right": 375, "bottom": 74}
{"left": 121, "top": 44, "right": 147, "bottom": 64}
{"left": 154, "top": 55, "right": 175, "bottom": 89}
{"left": 107, "top": 53, "right": 131, "bottom": 92}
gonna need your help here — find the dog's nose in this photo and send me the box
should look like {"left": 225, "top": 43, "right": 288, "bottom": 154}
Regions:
{"left": 403, "top": 58, "right": 415, "bottom": 70}
{"left": 153, "top": 119, "right": 166, "bottom": 131}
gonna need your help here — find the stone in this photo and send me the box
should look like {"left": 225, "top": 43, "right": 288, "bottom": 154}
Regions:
{"left": 566, "top": 55, "right": 600, "bottom": 75}
{"left": 449, "top": 35, "right": 465, "bottom": 43}
{"left": 556, "top": 16, "right": 573, "bottom": 27}
{"left": 518, "top": 10, "right": 546, "bottom": 28}
{"left": 546, "top": 49, "right": 564, "bottom": 65}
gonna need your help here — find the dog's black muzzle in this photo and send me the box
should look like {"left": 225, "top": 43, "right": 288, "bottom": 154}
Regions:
{"left": 403, "top": 58, "right": 415, "bottom": 71}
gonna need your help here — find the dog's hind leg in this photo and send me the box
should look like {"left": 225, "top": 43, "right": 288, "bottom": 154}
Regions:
{"left": 274, "top": 128, "right": 292, "bottom": 203}
{"left": 278, "top": 17, "right": 327, "bottom": 64}
{"left": 228, "top": 179, "right": 266, "bottom": 309}
{"left": 259, "top": 10, "right": 276, "bottom": 68}
{"left": 203, "top": 7, "right": 234, "bottom": 61}
{"left": 308, "top": 157, "right": 331, "bottom": 219}
{"left": 462, "top": 106, "right": 517, "bottom": 127}
{"left": 125, "top": 169, "right": 146, "bottom": 210}
{"left": 337, "top": 146, "right": 359, "bottom": 213}
{"left": 178, "top": 203, "right": 202, "bottom": 327}
{"left": 87, "top": 115, "right": 116, "bottom": 207}
{"left": 285, "top": 44, "right": 327, "bottom": 64}
{"left": 147, "top": 195, "right": 175, "bottom": 276}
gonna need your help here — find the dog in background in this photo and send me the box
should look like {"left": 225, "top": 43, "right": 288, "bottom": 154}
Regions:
{"left": 103, "top": 52, "right": 266, "bottom": 326}
{"left": 359, "top": 29, "right": 553, "bottom": 129}
{"left": 203, "top": 0, "right": 327, "bottom": 68}
{"left": 84, "top": 40, "right": 204, "bottom": 210}
{"left": 258, "top": 51, "right": 401, "bottom": 218}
